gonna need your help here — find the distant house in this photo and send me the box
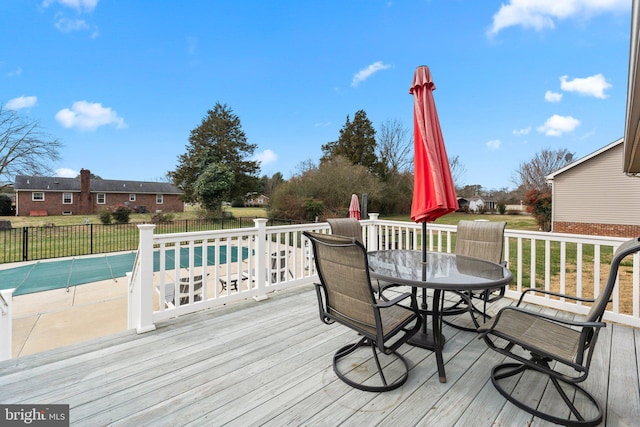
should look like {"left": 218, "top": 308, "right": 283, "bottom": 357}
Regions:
{"left": 546, "top": 138, "right": 640, "bottom": 237}
{"left": 245, "top": 194, "right": 269, "bottom": 207}
{"left": 14, "top": 169, "right": 183, "bottom": 216}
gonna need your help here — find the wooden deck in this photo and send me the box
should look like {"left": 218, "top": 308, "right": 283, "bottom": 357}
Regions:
{"left": 1, "top": 285, "right": 638, "bottom": 426}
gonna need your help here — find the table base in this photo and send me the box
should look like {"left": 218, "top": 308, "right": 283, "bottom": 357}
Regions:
{"left": 407, "top": 331, "right": 445, "bottom": 351}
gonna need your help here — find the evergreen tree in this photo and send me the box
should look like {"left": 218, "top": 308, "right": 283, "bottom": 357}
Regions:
{"left": 321, "top": 110, "right": 379, "bottom": 173}
{"left": 170, "top": 103, "right": 259, "bottom": 205}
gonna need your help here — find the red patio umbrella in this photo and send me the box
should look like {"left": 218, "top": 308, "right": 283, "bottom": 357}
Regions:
{"left": 408, "top": 66, "right": 458, "bottom": 365}
{"left": 410, "top": 65, "right": 458, "bottom": 227}
{"left": 349, "top": 194, "right": 361, "bottom": 220}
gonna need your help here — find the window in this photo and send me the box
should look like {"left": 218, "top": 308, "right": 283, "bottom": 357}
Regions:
{"left": 32, "top": 192, "right": 44, "bottom": 201}
{"left": 129, "top": 194, "right": 136, "bottom": 202}
{"left": 62, "top": 193, "right": 73, "bottom": 204}
{"left": 156, "top": 194, "right": 163, "bottom": 204}
{"left": 97, "top": 193, "right": 106, "bottom": 204}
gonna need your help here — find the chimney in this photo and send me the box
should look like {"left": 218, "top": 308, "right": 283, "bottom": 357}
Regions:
{"left": 78, "top": 169, "right": 93, "bottom": 214}
{"left": 80, "top": 169, "right": 91, "bottom": 195}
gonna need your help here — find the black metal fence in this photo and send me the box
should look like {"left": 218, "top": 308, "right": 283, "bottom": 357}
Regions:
{"left": 0, "top": 217, "right": 298, "bottom": 263}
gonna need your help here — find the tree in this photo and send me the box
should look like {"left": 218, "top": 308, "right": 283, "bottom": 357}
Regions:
{"left": 193, "top": 163, "right": 234, "bottom": 215}
{"left": 0, "top": 106, "right": 62, "bottom": 189}
{"left": 524, "top": 188, "right": 552, "bottom": 231}
{"left": 376, "top": 118, "right": 411, "bottom": 181}
{"left": 259, "top": 172, "right": 284, "bottom": 197}
{"left": 448, "top": 155, "right": 467, "bottom": 188}
{"left": 270, "top": 156, "right": 382, "bottom": 220}
{"left": 169, "top": 102, "right": 259, "bottom": 205}
{"left": 513, "top": 148, "right": 574, "bottom": 192}
{"left": 321, "top": 110, "right": 379, "bottom": 172}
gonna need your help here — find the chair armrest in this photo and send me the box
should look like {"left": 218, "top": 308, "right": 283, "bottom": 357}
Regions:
{"left": 478, "top": 305, "right": 606, "bottom": 338}
{"left": 517, "top": 288, "right": 603, "bottom": 307}
{"left": 375, "top": 292, "right": 415, "bottom": 309}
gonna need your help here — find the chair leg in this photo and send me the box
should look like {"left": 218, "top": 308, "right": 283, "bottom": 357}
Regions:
{"left": 490, "top": 363, "right": 603, "bottom": 427}
{"left": 333, "top": 336, "right": 410, "bottom": 392}
{"left": 442, "top": 291, "right": 488, "bottom": 332}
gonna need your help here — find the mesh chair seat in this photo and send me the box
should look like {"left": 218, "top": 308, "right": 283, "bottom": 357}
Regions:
{"left": 489, "top": 309, "right": 582, "bottom": 363}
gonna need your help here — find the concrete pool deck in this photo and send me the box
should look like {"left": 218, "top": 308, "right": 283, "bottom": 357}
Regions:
{"left": 10, "top": 276, "right": 129, "bottom": 358}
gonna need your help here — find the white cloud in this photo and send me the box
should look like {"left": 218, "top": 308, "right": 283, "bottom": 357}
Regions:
{"left": 54, "top": 16, "right": 90, "bottom": 33}
{"left": 55, "top": 101, "right": 127, "bottom": 131}
{"left": 488, "top": 0, "right": 629, "bottom": 36}
{"left": 537, "top": 114, "right": 580, "bottom": 136}
{"left": 513, "top": 126, "right": 531, "bottom": 136}
{"left": 560, "top": 74, "right": 612, "bottom": 99}
{"left": 7, "top": 67, "right": 22, "bottom": 78}
{"left": 54, "top": 168, "right": 78, "bottom": 178}
{"left": 351, "top": 61, "right": 391, "bottom": 87}
{"left": 486, "top": 139, "right": 501, "bottom": 150}
{"left": 6, "top": 96, "right": 38, "bottom": 110}
{"left": 42, "top": 0, "right": 99, "bottom": 13}
{"left": 253, "top": 149, "right": 277, "bottom": 165}
{"left": 544, "top": 90, "right": 563, "bottom": 102}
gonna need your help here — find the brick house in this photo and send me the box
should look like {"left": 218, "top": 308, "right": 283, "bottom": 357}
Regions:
{"left": 546, "top": 138, "right": 640, "bottom": 237}
{"left": 14, "top": 169, "right": 183, "bottom": 216}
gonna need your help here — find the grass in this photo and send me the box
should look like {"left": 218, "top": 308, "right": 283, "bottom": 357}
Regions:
{"left": 1, "top": 205, "right": 269, "bottom": 228}
{"left": 382, "top": 212, "right": 539, "bottom": 231}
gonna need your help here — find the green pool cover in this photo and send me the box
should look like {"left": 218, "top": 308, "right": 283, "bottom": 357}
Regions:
{"left": 0, "top": 246, "right": 249, "bottom": 296}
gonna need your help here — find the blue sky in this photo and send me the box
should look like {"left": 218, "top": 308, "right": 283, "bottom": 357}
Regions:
{"left": 1, "top": 0, "right": 633, "bottom": 190}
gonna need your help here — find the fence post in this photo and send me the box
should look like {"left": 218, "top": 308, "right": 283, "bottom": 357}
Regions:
{"left": 253, "top": 218, "right": 269, "bottom": 301}
{"left": 368, "top": 213, "right": 380, "bottom": 251}
{"left": 132, "top": 224, "right": 156, "bottom": 333}
{"left": 0, "top": 288, "right": 15, "bottom": 361}
{"left": 22, "top": 227, "right": 28, "bottom": 261}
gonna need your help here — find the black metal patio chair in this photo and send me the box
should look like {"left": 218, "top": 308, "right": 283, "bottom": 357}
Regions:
{"left": 479, "top": 236, "right": 640, "bottom": 426}
{"left": 304, "top": 231, "right": 422, "bottom": 392}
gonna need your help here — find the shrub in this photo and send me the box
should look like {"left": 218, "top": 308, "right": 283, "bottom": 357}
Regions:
{"left": 523, "top": 189, "right": 551, "bottom": 231}
{"left": 151, "top": 211, "right": 175, "bottom": 223}
{"left": 303, "top": 198, "right": 324, "bottom": 222}
{"left": 99, "top": 210, "right": 112, "bottom": 224}
{"left": 497, "top": 203, "right": 506, "bottom": 215}
{"left": 112, "top": 205, "right": 132, "bottom": 223}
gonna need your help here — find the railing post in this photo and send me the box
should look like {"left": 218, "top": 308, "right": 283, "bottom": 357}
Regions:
{"left": 133, "top": 224, "right": 156, "bottom": 333}
{"left": 253, "top": 218, "right": 269, "bottom": 301}
{"left": 0, "top": 288, "right": 15, "bottom": 361}
{"left": 368, "top": 213, "right": 380, "bottom": 251}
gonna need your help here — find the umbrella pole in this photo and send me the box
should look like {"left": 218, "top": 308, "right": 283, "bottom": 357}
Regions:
{"left": 421, "top": 221, "right": 428, "bottom": 334}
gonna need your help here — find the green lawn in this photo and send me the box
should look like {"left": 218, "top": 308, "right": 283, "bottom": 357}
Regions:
{"left": 381, "top": 212, "right": 538, "bottom": 231}
{"left": 1, "top": 206, "right": 269, "bottom": 228}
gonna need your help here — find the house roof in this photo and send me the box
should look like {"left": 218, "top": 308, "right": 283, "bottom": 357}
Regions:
{"left": 14, "top": 175, "right": 182, "bottom": 195}
{"left": 545, "top": 138, "right": 624, "bottom": 181}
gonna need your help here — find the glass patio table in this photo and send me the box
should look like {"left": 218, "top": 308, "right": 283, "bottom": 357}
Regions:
{"left": 368, "top": 249, "right": 513, "bottom": 383}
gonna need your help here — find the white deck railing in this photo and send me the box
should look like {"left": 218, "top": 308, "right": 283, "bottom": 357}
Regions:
{"left": 2, "top": 216, "right": 638, "bottom": 358}
{"left": 128, "top": 215, "right": 640, "bottom": 333}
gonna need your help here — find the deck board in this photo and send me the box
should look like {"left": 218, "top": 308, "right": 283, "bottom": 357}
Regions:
{"left": 1, "top": 285, "right": 639, "bottom": 426}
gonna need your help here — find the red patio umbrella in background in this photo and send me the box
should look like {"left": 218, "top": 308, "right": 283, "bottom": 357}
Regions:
{"left": 349, "top": 194, "right": 361, "bottom": 220}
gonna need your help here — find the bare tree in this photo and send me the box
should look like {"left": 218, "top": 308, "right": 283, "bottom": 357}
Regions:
{"left": 513, "top": 147, "right": 574, "bottom": 192}
{"left": 377, "top": 118, "right": 411, "bottom": 177}
{"left": 448, "top": 155, "right": 467, "bottom": 187}
{"left": 0, "top": 106, "right": 62, "bottom": 188}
